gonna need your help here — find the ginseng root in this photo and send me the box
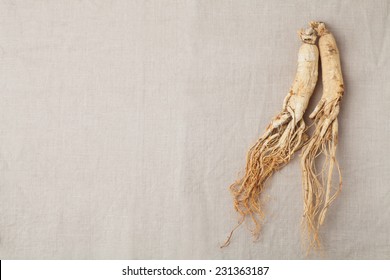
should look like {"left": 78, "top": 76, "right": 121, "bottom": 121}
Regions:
{"left": 222, "top": 28, "right": 319, "bottom": 247}
{"left": 300, "top": 22, "right": 344, "bottom": 250}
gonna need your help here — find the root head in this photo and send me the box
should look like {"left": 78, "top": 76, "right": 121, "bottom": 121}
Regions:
{"left": 298, "top": 27, "right": 317, "bottom": 44}
{"left": 309, "top": 21, "right": 328, "bottom": 36}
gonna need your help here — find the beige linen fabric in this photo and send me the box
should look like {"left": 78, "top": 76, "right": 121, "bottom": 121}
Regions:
{"left": 0, "top": 0, "right": 389, "bottom": 259}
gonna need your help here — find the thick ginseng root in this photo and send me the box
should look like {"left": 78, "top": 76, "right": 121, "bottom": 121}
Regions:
{"left": 300, "top": 21, "right": 344, "bottom": 250}
{"left": 222, "top": 28, "right": 319, "bottom": 247}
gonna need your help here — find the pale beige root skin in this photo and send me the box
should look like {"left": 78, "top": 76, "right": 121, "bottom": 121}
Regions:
{"left": 222, "top": 28, "right": 319, "bottom": 247}
{"left": 300, "top": 21, "right": 344, "bottom": 251}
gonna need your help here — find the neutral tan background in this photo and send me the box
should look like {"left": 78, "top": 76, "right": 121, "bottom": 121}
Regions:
{"left": 0, "top": 0, "right": 389, "bottom": 259}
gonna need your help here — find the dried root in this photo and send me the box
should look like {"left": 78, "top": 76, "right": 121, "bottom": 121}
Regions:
{"left": 300, "top": 22, "right": 344, "bottom": 251}
{"left": 229, "top": 118, "right": 307, "bottom": 237}
{"left": 222, "top": 28, "right": 319, "bottom": 247}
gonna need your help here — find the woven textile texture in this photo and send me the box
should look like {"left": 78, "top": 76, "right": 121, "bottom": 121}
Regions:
{"left": 0, "top": 0, "right": 389, "bottom": 259}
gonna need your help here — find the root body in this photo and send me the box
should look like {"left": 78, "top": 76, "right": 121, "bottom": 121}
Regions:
{"left": 224, "top": 28, "right": 319, "bottom": 245}
{"left": 300, "top": 22, "right": 344, "bottom": 250}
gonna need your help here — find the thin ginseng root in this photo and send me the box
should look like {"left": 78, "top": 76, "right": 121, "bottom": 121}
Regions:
{"left": 222, "top": 27, "right": 319, "bottom": 247}
{"left": 300, "top": 21, "right": 344, "bottom": 251}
